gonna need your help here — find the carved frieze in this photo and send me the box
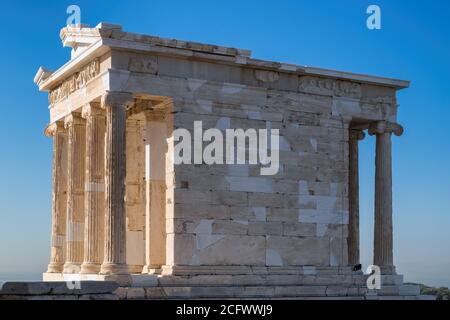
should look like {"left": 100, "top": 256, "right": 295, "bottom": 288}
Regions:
{"left": 129, "top": 56, "right": 158, "bottom": 74}
{"left": 254, "top": 70, "right": 280, "bottom": 83}
{"left": 298, "top": 76, "right": 361, "bottom": 99}
{"left": 364, "top": 96, "right": 396, "bottom": 105}
{"left": 49, "top": 59, "right": 100, "bottom": 105}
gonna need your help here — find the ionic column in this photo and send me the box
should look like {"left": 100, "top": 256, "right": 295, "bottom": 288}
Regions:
{"left": 80, "top": 103, "right": 106, "bottom": 274}
{"left": 369, "top": 121, "right": 403, "bottom": 271}
{"left": 63, "top": 113, "right": 86, "bottom": 273}
{"left": 100, "top": 92, "right": 134, "bottom": 276}
{"left": 348, "top": 129, "right": 365, "bottom": 267}
{"left": 45, "top": 121, "right": 68, "bottom": 273}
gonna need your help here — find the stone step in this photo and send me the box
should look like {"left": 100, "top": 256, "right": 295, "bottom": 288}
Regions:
{"left": 0, "top": 281, "right": 425, "bottom": 300}
{"left": 377, "top": 284, "right": 420, "bottom": 296}
{"left": 122, "top": 284, "right": 421, "bottom": 299}
{"left": 151, "top": 274, "right": 404, "bottom": 287}
{"left": 0, "top": 281, "right": 119, "bottom": 296}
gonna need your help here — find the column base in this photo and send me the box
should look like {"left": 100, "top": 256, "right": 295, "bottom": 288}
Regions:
{"left": 63, "top": 262, "right": 81, "bottom": 274}
{"left": 46, "top": 263, "right": 64, "bottom": 273}
{"left": 100, "top": 263, "right": 130, "bottom": 275}
{"left": 80, "top": 262, "right": 101, "bottom": 274}
{"left": 142, "top": 265, "right": 162, "bottom": 275}
{"left": 379, "top": 265, "right": 396, "bottom": 275}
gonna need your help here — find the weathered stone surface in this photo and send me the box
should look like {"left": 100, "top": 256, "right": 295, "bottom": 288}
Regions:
{"left": 194, "top": 235, "right": 266, "bottom": 266}
{"left": 248, "top": 193, "right": 283, "bottom": 207}
{"left": 275, "top": 286, "right": 327, "bottom": 297}
{"left": 283, "top": 222, "right": 316, "bottom": 237}
{"left": 248, "top": 222, "right": 283, "bottom": 236}
{"left": 79, "top": 294, "right": 119, "bottom": 300}
{"left": 299, "top": 210, "right": 349, "bottom": 225}
{"left": 0, "top": 282, "right": 51, "bottom": 295}
{"left": 125, "top": 287, "right": 146, "bottom": 299}
{"left": 114, "top": 287, "right": 128, "bottom": 299}
{"left": 266, "top": 236, "right": 330, "bottom": 266}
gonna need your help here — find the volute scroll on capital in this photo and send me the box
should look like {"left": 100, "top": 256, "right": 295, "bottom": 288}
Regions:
{"left": 101, "top": 92, "right": 134, "bottom": 110}
{"left": 44, "top": 121, "right": 65, "bottom": 137}
{"left": 81, "top": 102, "right": 103, "bottom": 119}
{"left": 349, "top": 129, "right": 366, "bottom": 141}
{"left": 368, "top": 121, "right": 404, "bottom": 137}
{"left": 64, "top": 112, "right": 85, "bottom": 129}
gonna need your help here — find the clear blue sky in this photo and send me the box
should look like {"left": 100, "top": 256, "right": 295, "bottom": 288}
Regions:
{"left": 0, "top": 0, "right": 449, "bottom": 286}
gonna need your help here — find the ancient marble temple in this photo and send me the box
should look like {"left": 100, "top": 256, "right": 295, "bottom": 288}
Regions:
{"left": 34, "top": 23, "right": 421, "bottom": 298}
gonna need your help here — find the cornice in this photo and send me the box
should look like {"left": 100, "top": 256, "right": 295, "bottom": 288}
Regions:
{"left": 35, "top": 23, "right": 411, "bottom": 95}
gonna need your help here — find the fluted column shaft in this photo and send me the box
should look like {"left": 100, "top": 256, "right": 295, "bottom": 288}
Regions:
{"left": 81, "top": 103, "right": 106, "bottom": 274}
{"left": 369, "top": 121, "right": 403, "bottom": 271}
{"left": 348, "top": 129, "right": 365, "bottom": 266}
{"left": 100, "top": 92, "right": 134, "bottom": 276}
{"left": 45, "top": 122, "right": 68, "bottom": 273}
{"left": 63, "top": 113, "right": 86, "bottom": 273}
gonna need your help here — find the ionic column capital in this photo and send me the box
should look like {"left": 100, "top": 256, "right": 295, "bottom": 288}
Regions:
{"left": 64, "top": 112, "right": 84, "bottom": 129}
{"left": 101, "top": 92, "right": 134, "bottom": 110}
{"left": 349, "top": 129, "right": 366, "bottom": 141}
{"left": 81, "top": 102, "right": 103, "bottom": 119}
{"left": 368, "top": 121, "right": 404, "bottom": 137}
{"left": 44, "top": 121, "right": 65, "bottom": 137}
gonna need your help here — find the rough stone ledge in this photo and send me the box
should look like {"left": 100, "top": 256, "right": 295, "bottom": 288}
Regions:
{"left": 0, "top": 294, "right": 119, "bottom": 300}
{"left": 0, "top": 281, "right": 119, "bottom": 296}
{"left": 0, "top": 281, "right": 429, "bottom": 300}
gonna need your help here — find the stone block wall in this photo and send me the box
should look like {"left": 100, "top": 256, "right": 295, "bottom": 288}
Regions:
{"left": 166, "top": 83, "right": 351, "bottom": 269}
{"left": 108, "top": 49, "right": 399, "bottom": 272}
